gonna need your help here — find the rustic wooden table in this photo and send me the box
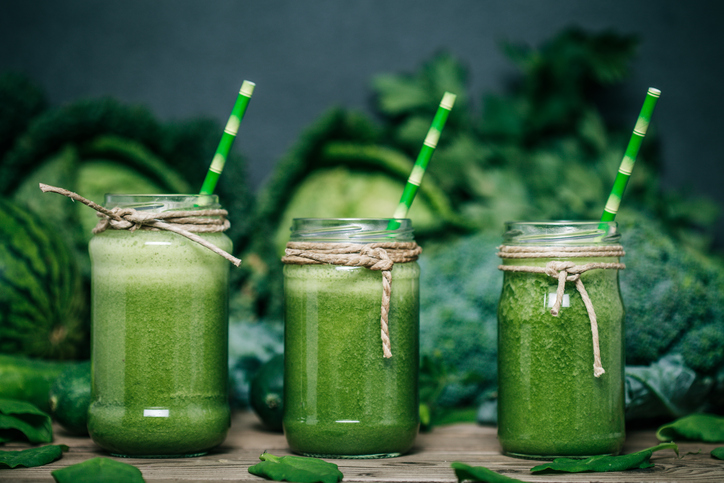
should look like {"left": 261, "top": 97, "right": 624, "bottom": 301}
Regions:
{"left": 2, "top": 411, "right": 722, "bottom": 482}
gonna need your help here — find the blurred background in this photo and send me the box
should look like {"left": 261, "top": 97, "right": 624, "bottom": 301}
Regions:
{"left": 1, "top": 1, "right": 723, "bottom": 428}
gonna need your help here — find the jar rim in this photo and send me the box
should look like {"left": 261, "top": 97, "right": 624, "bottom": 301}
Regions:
{"left": 502, "top": 220, "right": 621, "bottom": 245}
{"left": 289, "top": 218, "right": 415, "bottom": 242}
{"left": 104, "top": 194, "right": 220, "bottom": 211}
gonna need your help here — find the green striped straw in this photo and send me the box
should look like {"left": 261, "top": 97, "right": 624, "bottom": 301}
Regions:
{"left": 387, "top": 92, "right": 456, "bottom": 229}
{"left": 600, "top": 87, "right": 661, "bottom": 222}
{"left": 199, "top": 80, "right": 256, "bottom": 195}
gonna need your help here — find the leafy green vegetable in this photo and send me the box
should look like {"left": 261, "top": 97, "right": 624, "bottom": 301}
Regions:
{"left": 712, "top": 447, "right": 724, "bottom": 460}
{"left": 51, "top": 457, "right": 145, "bottom": 483}
{"left": 0, "top": 444, "right": 67, "bottom": 469}
{"left": 248, "top": 452, "right": 343, "bottom": 483}
{"left": 451, "top": 461, "right": 525, "bottom": 482}
{"left": 625, "top": 355, "right": 715, "bottom": 421}
{"left": 0, "top": 398, "right": 52, "bottom": 443}
{"left": 656, "top": 414, "right": 724, "bottom": 443}
{"left": 530, "top": 443, "right": 678, "bottom": 473}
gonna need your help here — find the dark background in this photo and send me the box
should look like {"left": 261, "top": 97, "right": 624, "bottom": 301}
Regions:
{"left": 2, "top": 1, "right": 723, "bottom": 245}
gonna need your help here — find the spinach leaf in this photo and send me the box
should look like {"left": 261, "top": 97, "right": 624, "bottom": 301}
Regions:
{"left": 248, "top": 452, "right": 343, "bottom": 483}
{"left": 0, "top": 444, "right": 68, "bottom": 468}
{"left": 530, "top": 443, "right": 678, "bottom": 474}
{"left": 712, "top": 447, "right": 724, "bottom": 460}
{"left": 451, "top": 462, "right": 525, "bottom": 482}
{"left": 0, "top": 398, "right": 53, "bottom": 443}
{"left": 656, "top": 414, "right": 724, "bottom": 443}
{"left": 51, "top": 457, "right": 145, "bottom": 483}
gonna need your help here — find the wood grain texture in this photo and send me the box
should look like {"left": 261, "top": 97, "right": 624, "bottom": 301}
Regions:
{"left": 1, "top": 412, "right": 722, "bottom": 482}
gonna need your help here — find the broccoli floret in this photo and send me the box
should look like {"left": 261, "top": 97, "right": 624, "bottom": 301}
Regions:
{"left": 680, "top": 324, "right": 724, "bottom": 375}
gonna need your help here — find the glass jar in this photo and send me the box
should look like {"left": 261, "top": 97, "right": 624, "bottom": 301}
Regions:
{"left": 87, "top": 194, "right": 232, "bottom": 457}
{"left": 497, "top": 221, "right": 625, "bottom": 459}
{"left": 282, "top": 218, "right": 420, "bottom": 458}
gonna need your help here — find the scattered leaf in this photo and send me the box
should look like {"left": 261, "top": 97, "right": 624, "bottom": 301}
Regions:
{"left": 530, "top": 443, "right": 678, "bottom": 474}
{"left": 712, "top": 447, "right": 724, "bottom": 460}
{"left": 0, "top": 444, "right": 67, "bottom": 469}
{"left": 656, "top": 414, "right": 724, "bottom": 443}
{"left": 51, "top": 457, "right": 145, "bottom": 483}
{"left": 0, "top": 398, "right": 53, "bottom": 443}
{"left": 248, "top": 452, "right": 343, "bottom": 483}
{"left": 451, "top": 461, "right": 525, "bottom": 482}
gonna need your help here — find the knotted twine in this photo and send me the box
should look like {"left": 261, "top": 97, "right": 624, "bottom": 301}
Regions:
{"left": 39, "top": 183, "right": 241, "bottom": 267}
{"left": 497, "top": 245, "right": 626, "bottom": 377}
{"left": 282, "top": 241, "right": 422, "bottom": 358}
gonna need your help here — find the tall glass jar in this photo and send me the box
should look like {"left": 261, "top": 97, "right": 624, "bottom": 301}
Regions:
{"left": 497, "top": 221, "right": 625, "bottom": 459}
{"left": 88, "top": 194, "right": 232, "bottom": 457}
{"left": 282, "top": 218, "right": 420, "bottom": 458}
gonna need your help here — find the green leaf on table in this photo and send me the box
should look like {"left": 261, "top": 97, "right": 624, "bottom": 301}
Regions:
{"left": 248, "top": 452, "right": 343, "bottom": 483}
{"left": 451, "top": 462, "right": 525, "bottom": 482}
{"left": 51, "top": 457, "right": 145, "bottom": 483}
{"left": 656, "top": 414, "right": 724, "bottom": 443}
{"left": 0, "top": 444, "right": 68, "bottom": 469}
{"left": 712, "top": 447, "right": 724, "bottom": 460}
{"left": 530, "top": 443, "right": 678, "bottom": 474}
{"left": 0, "top": 398, "right": 53, "bottom": 443}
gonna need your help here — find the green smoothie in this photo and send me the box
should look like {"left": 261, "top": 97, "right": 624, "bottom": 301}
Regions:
{"left": 87, "top": 203, "right": 232, "bottom": 457}
{"left": 283, "top": 262, "right": 420, "bottom": 458}
{"left": 497, "top": 256, "right": 625, "bottom": 459}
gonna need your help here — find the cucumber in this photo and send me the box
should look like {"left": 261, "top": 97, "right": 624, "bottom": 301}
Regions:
{"left": 49, "top": 361, "right": 91, "bottom": 435}
{"left": 0, "top": 354, "right": 77, "bottom": 413}
{"left": 249, "top": 354, "right": 284, "bottom": 432}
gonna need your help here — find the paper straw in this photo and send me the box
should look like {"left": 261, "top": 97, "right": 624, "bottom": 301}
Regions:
{"left": 600, "top": 87, "right": 661, "bottom": 222}
{"left": 387, "top": 92, "right": 456, "bottom": 229}
{"left": 199, "top": 80, "right": 255, "bottom": 195}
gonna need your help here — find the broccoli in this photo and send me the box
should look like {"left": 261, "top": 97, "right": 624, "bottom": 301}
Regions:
{"left": 618, "top": 214, "right": 724, "bottom": 368}
{"left": 418, "top": 231, "right": 501, "bottom": 408}
{"left": 680, "top": 324, "right": 724, "bottom": 375}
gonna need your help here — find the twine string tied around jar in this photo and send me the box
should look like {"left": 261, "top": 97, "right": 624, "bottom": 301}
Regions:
{"left": 282, "top": 241, "right": 422, "bottom": 359}
{"left": 497, "top": 245, "right": 626, "bottom": 377}
{"left": 38, "top": 183, "right": 241, "bottom": 267}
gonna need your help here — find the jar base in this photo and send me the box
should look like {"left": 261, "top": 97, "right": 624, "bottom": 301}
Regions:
{"left": 110, "top": 451, "right": 208, "bottom": 459}
{"left": 299, "top": 452, "right": 403, "bottom": 459}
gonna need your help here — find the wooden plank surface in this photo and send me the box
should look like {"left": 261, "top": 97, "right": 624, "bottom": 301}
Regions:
{"left": 1, "top": 411, "right": 722, "bottom": 482}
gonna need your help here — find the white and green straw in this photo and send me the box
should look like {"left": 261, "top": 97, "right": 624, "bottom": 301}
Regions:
{"left": 388, "top": 92, "right": 456, "bottom": 229}
{"left": 199, "top": 80, "right": 256, "bottom": 195}
{"left": 600, "top": 87, "right": 661, "bottom": 222}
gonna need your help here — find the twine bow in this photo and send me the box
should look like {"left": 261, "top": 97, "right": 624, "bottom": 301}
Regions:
{"left": 39, "top": 183, "right": 241, "bottom": 267}
{"left": 282, "top": 241, "right": 422, "bottom": 358}
{"left": 498, "top": 245, "right": 625, "bottom": 377}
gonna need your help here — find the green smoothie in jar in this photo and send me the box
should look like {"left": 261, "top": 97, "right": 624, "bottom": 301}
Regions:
{"left": 497, "top": 221, "right": 625, "bottom": 459}
{"left": 88, "top": 194, "right": 232, "bottom": 457}
{"left": 282, "top": 218, "right": 420, "bottom": 458}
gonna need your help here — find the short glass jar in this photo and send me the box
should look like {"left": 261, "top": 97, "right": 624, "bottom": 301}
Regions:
{"left": 497, "top": 221, "right": 626, "bottom": 459}
{"left": 87, "top": 194, "right": 232, "bottom": 457}
{"left": 282, "top": 218, "right": 420, "bottom": 458}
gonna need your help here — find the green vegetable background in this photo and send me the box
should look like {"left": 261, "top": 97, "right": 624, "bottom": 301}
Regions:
{"left": 1, "top": 27, "right": 722, "bottom": 426}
